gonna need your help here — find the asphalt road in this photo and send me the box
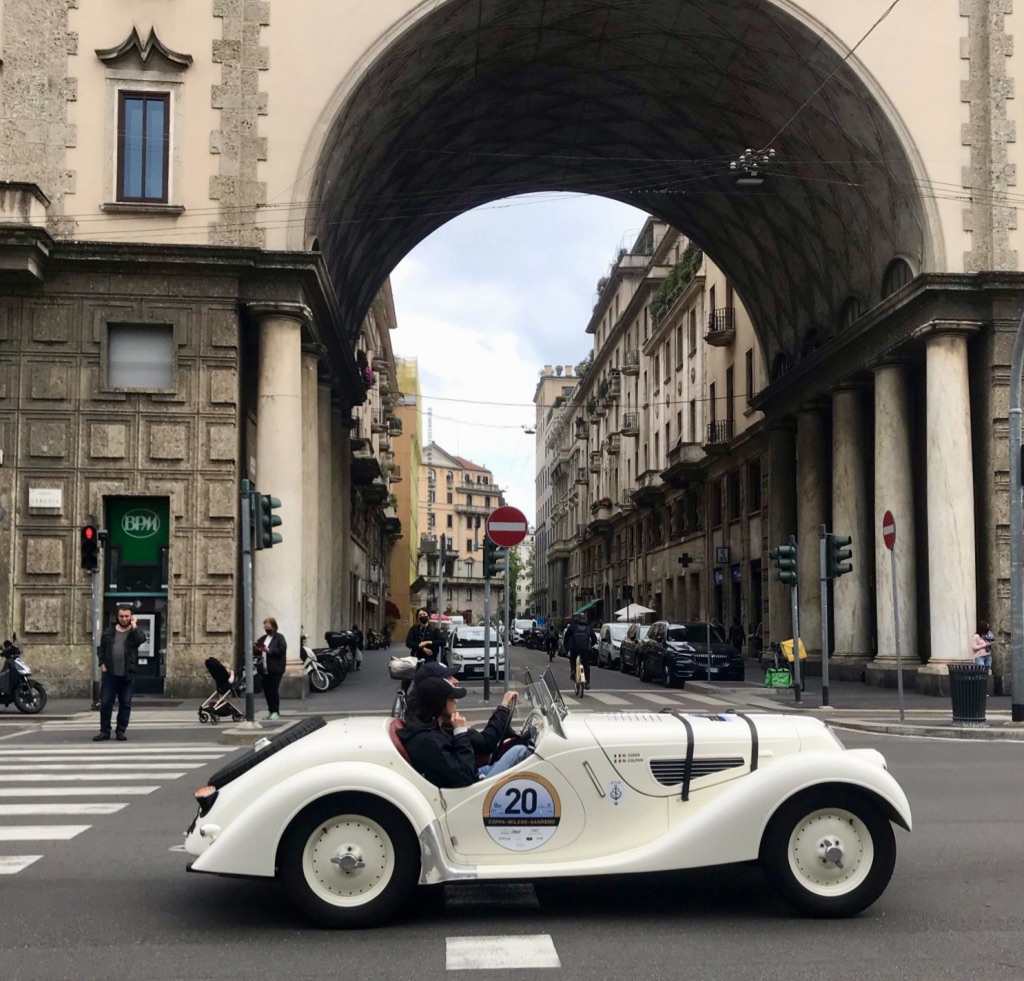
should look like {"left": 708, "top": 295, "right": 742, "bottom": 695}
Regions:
{"left": 1, "top": 719, "right": 1023, "bottom": 981}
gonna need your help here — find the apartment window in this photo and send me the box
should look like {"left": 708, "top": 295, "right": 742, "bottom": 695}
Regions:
{"left": 727, "top": 470, "right": 742, "bottom": 522}
{"left": 446, "top": 492, "right": 453, "bottom": 504}
{"left": 428, "top": 513, "right": 436, "bottom": 528}
{"left": 107, "top": 323, "right": 175, "bottom": 389}
{"left": 710, "top": 480, "right": 723, "bottom": 528}
{"left": 118, "top": 92, "right": 170, "bottom": 203}
{"left": 689, "top": 399, "right": 696, "bottom": 441}
{"left": 725, "top": 367, "right": 734, "bottom": 430}
{"left": 745, "top": 348, "right": 754, "bottom": 403}
{"left": 446, "top": 514, "right": 452, "bottom": 528}
{"left": 466, "top": 538, "right": 472, "bottom": 553}
{"left": 748, "top": 458, "right": 763, "bottom": 512}
{"left": 675, "top": 324, "right": 683, "bottom": 365}
{"left": 427, "top": 490, "right": 436, "bottom": 504}
{"left": 676, "top": 411, "right": 682, "bottom": 443}
{"left": 654, "top": 354, "right": 660, "bottom": 387}
{"left": 485, "top": 496, "right": 491, "bottom": 508}
{"left": 466, "top": 494, "right": 473, "bottom": 506}
{"left": 688, "top": 309, "right": 697, "bottom": 354}
{"left": 709, "top": 382, "right": 717, "bottom": 423}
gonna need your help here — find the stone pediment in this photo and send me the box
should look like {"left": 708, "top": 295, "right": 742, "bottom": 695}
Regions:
{"left": 95, "top": 27, "right": 193, "bottom": 70}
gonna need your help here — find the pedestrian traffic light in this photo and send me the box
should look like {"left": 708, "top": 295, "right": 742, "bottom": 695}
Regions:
{"left": 829, "top": 535, "right": 853, "bottom": 578}
{"left": 483, "top": 537, "right": 506, "bottom": 578}
{"left": 80, "top": 516, "right": 100, "bottom": 571}
{"left": 769, "top": 541, "right": 798, "bottom": 585}
{"left": 255, "top": 494, "right": 283, "bottom": 549}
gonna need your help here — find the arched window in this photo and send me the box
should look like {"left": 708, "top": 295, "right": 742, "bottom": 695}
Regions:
{"left": 428, "top": 468, "right": 436, "bottom": 483}
{"left": 840, "top": 296, "right": 862, "bottom": 329}
{"left": 800, "top": 328, "right": 822, "bottom": 360}
{"left": 881, "top": 258, "right": 913, "bottom": 299}
{"left": 770, "top": 351, "right": 791, "bottom": 381}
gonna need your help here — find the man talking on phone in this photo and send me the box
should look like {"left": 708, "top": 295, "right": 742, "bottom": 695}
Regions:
{"left": 93, "top": 604, "right": 147, "bottom": 742}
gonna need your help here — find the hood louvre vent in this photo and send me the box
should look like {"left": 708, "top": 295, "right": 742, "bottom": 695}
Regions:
{"left": 649, "top": 757, "right": 744, "bottom": 785}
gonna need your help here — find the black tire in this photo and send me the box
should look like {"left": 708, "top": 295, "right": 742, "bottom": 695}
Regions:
{"left": 279, "top": 794, "right": 419, "bottom": 928}
{"left": 662, "top": 662, "right": 674, "bottom": 688}
{"left": 619, "top": 654, "right": 629, "bottom": 674}
{"left": 198, "top": 708, "right": 212, "bottom": 724}
{"left": 760, "top": 787, "right": 897, "bottom": 918}
{"left": 326, "top": 667, "right": 344, "bottom": 690}
{"left": 14, "top": 681, "right": 46, "bottom": 714}
{"left": 206, "top": 716, "right": 327, "bottom": 790}
{"left": 638, "top": 656, "right": 648, "bottom": 682}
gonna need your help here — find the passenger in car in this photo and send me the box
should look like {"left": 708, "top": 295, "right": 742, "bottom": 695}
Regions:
{"left": 398, "top": 677, "right": 529, "bottom": 788}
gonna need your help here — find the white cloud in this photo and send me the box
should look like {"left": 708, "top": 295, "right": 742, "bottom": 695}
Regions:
{"left": 391, "top": 193, "right": 647, "bottom": 524}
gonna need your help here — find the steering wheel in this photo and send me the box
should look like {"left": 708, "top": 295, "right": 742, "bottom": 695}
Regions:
{"left": 490, "top": 693, "right": 518, "bottom": 763}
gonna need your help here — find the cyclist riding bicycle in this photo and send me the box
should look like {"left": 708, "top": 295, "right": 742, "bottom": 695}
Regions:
{"left": 563, "top": 615, "right": 597, "bottom": 690}
{"left": 544, "top": 622, "right": 559, "bottom": 660}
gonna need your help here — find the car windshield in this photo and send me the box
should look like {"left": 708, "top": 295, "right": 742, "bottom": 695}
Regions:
{"left": 682, "top": 623, "right": 726, "bottom": 644}
{"left": 629, "top": 625, "right": 651, "bottom": 640}
{"left": 666, "top": 627, "right": 689, "bottom": 643}
{"left": 522, "top": 666, "right": 568, "bottom": 738}
{"left": 607, "top": 625, "right": 630, "bottom": 641}
{"left": 453, "top": 628, "right": 488, "bottom": 646}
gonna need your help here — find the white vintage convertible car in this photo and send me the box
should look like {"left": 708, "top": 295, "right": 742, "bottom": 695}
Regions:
{"left": 184, "top": 669, "right": 911, "bottom": 928}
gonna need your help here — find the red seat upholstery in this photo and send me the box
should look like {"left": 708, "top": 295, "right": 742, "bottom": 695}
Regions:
{"left": 388, "top": 718, "right": 412, "bottom": 764}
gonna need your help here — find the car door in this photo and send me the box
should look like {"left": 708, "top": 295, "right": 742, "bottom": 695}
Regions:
{"left": 639, "top": 623, "right": 658, "bottom": 678}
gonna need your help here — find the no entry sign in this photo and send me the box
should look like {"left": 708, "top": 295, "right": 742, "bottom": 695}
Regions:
{"left": 486, "top": 506, "right": 529, "bottom": 547}
{"left": 882, "top": 510, "right": 896, "bottom": 550}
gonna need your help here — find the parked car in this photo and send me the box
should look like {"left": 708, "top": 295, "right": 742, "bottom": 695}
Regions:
{"left": 184, "top": 666, "right": 912, "bottom": 928}
{"left": 637, "top": 621, "right": 698, "bottom": 687}
{"left": 681, "top": 622, "right": 746, "bottom": 682}
{"left": 511, "top": 619, "right": 536, "bottom": 646}
{"left": 447, "top": 626, "right": 505, "bottom": 679}
{"left": 617, "top": 623, "right": 651, "bottom": 674}
{"left": 597, "top": 622, "right": 632, "bottom": 668}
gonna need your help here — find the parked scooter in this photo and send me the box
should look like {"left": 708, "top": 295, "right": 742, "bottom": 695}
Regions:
{"left": 0, "top": 635, "right": 48, "bottom": 713}
{"left": 299, "top": 633, "right": 335, "bottom": 693}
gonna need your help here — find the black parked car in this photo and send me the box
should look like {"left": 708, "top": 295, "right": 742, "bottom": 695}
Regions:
{"left": 617, "top": 623, "right": 650, "bottom": 674}
{"left": 637, "top": 621, "right": 697, "bottom": 688}
{"left": 680, "top": 622, "right": 745, "bottom": 682}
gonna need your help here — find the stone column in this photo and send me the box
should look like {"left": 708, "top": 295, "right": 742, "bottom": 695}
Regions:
{"left": 867, "top": 360, "right": 917, "bottom": 687}
{"left": 918, "top": 326, "right": 979, "bottom": 693}
{"left": 330, "top": 400, "right": 347, "bottom": 629}
{"left": 796, "top": 404, "right": 828, "bottom": 659}
{"left": 317, "top": 381, "right": 333, "bottom": 639}
{"left": 767, "top": 421, "right": 797, "bottom": 642}
{"left": 831, "top": 385, "right": 873, "bottom": 677}
{"left": 300, "top": 350, "right": 320, "bottom": 645}
{"left": 251, "top": 303, "right": 308, "bottom": 663}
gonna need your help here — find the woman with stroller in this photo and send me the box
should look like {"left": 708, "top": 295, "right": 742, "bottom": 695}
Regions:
{"left": 254, "top": 616, "right": 287, "bottom": 720}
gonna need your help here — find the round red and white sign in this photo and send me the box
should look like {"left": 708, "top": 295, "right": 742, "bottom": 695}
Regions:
{"left": 882, "top": 510, "right": 896, "bottom": 550}
{"left": 486, "top": 505, "right": 529, "bottom": 547}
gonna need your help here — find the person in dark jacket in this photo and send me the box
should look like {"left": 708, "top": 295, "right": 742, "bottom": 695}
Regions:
{"left": 401, "top": 609, "right": 444, "bottom": 692}
{"left": 254, "top": 616, "right": 287, "bottom": 720}
{"left": 93, "top": 605, "right": 147, "bottom": 742}
{"left": 398, "top": 677, "right": 527, "bottom": 787}
{"left": 563, "top": 616, "right": 597, "bottom": 688}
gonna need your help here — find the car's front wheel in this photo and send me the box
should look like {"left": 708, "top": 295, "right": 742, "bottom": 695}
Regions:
{"left": 760, "top": 787, "right": 896, "bottom": 918}
{"left": 637, "top": 656, "right": 649, "bottom": 682}
{"left": 279, "top": 794, "right": 419, "bottom": 928}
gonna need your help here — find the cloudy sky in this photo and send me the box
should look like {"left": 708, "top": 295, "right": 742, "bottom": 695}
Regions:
{"left": 390, "top": 193, "right": 647, "bottom": 525}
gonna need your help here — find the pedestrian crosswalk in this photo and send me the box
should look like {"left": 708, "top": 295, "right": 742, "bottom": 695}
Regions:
{"left": 0, "top": 743, "right": 235, "bottom": 875}
{"left": 559, "top": 687, "right": 733, "bottom": 711}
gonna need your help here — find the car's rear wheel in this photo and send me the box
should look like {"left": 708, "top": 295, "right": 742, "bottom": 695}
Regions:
{"left": 760, "top": 787, "right": 896, "bottom": 918}
{"left": 662, "top": 662, "right": 674, "bottom": 688}
{"left": 279, "top": 794, "right": 418, "bottom": 929}
{"left": 619, "top": 654, "right": 629, "bottom": 674}
{"left": 638, "top": 656, "right": 649, "bottom": 682}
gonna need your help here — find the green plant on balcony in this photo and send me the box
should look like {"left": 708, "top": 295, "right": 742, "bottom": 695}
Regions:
{"left": 650, "top": 242, "right": 704, "bottom": 325}
{"left": 388, "top": 417, "right": 403, "bottom": 435}
{"left": 576, "top": 350, "right": 594, "bottom": 378}
{"left": 388, "top": 493, "right": 398, "bottom": 509}
{"left": 553, "top": 394, "right": 567, "bottom": 408}
{"left": 586, "top": 398, "right": 598, "bottom": 417}
{"left": 597, "top": 378, "right": 610, "bottom": 401}
{"left": 590, "top": 496, "right": 612, "bottom": 515}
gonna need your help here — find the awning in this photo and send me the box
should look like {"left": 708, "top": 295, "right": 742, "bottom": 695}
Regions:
{"left": 573, "top": 598, "right": 601, "bottom": 615}
{"left": 385, "top": 600, "right": 401, "bottom": 619}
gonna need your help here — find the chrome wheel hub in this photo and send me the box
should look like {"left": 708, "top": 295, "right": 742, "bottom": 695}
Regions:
{"left": 303, "top": 815, "right": 392, "bottom": 906}
{"left": 787, "top": 807, "right": 873, "bottom": 897}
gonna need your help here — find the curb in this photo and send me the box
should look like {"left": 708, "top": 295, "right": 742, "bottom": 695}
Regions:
{"left": 832, "top": 719, "right": 1024, "bottom": 741}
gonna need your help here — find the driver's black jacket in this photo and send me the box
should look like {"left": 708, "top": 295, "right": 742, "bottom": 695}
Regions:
{"left": 398, "top": 705, "right": 512, "bottom": 787}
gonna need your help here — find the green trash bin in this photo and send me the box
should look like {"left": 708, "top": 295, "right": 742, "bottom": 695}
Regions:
{"left": 947, "top": 663, "right": 988, "bottom": 727}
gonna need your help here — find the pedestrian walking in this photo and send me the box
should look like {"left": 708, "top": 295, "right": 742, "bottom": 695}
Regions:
{"left": 255, "top": 617, "right": 287, "bottom": 720}
{"left": 350, "top": 623, "right": 364, "bottom": 670}
{"left": 971, "top": 620, "right": 993, "bottom": 669}
{"left": 93, "top": 605, "right": 147, "bottom": 742}
{"left": 728, "top": 620, "right": 746, "bottom": 652}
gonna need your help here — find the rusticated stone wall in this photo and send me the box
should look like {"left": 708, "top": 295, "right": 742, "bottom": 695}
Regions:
{"left": 0, "top": 267, "right": 242, "bottom": 696}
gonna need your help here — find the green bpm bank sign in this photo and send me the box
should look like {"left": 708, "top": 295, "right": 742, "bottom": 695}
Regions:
{"left": 108, "top": 497, "right": 169, "bottom": 565}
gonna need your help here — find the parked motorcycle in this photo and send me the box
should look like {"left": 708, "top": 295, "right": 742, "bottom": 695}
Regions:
{"left": 1, "top": 635, "right": 48, "bottom": 714}
{"left": 299, "top": 635, "right": 335, "bottom": 693}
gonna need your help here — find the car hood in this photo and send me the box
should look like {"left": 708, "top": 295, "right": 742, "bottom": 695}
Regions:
{"left": 584, "top": 712, "right": 820, "bottom": 798}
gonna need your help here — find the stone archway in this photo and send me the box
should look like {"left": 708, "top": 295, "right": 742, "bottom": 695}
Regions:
{"left": 301, "top": 0, "right": 935, "bottom": 361}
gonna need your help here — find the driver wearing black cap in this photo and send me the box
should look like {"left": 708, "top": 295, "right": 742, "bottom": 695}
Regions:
{"left": 398, "top": 676, "right": 528, "bottom": 787}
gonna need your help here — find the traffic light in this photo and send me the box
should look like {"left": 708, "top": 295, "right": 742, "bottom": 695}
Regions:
{"left": 255, "top": 494, "right": 283, "bottom": 550}
{"left": 483, "top": 537, "right": 506, "bottom": 578}
{"left": 81, "top": 516, "right": 100, "bottom": 571}
{"left": 829, "top": 535, "right": 853, "bottom": 578}
{"left": 769, "top": 541, "right": 798, "bottom": 585}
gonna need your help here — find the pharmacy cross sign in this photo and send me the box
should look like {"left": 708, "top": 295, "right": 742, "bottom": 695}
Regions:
{"left": 486, "top": 506, "right": 529, "bottom": 547}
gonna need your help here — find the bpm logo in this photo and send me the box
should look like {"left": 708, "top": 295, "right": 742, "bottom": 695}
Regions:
{"left": 122, "top": 508, "right": 161, "bottom": 539}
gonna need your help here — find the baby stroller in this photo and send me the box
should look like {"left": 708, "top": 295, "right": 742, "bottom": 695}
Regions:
{"left": 198, "top": 657, "right": 245, "bottom": 724}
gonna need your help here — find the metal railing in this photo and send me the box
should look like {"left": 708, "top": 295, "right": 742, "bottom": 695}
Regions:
{"left": 706, "top": 307, "right": 735, "bottom": 333}
{"left": 705, "top": 419, "right": 734, "bottom": 445}
{"left": 621, "top": 411, "right": 640, "bottom": 434}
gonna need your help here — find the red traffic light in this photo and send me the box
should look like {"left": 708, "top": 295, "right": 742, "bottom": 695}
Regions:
{"left": 84, "top": 526, "right": 95, "bottom": 541}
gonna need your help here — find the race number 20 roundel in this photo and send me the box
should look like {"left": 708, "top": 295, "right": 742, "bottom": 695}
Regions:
{"left": 482, "top": 772, "right": 561, "bottom": 852}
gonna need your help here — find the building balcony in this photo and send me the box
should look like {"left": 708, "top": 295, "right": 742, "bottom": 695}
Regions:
{"left": 620, "top": 411, "right": 640, "bottom": 437}
{"left": 351, "top": 441, "right": 383, "bottom": 485}
{"left": 358, "top": 479, "right": 389, "bottom": 508}
{"left": 455, "top": 501, "right": 494, "bottom": 516}
{"left": 705, "top": 307, "right": 736, "bottom": 346}
{"left": 704, "top": 419, "right": 734, "bottom": 453}
{"left": 589, "top": 451, "right": 602, "bottom": 474}
{"left": 618, "top": 488, "right": 636, "bottom": 511}
{"left": 575, "top": 467, "right": 588, "bottom": 486}
{"left": 622, "top": 349, "right": 640, "bottom": 375}
{"left": 574, "top": 418, "right": 589, "bottom": 440}
{"left": 419, "top": 534, "right": 438, "bottom": 555}
{"left": 595, "top": 400, "right": 608, "bottom": 417}
{"left": 608, "top": 371, "right": 621, "bottom": 398}
{"left": 632, "top": 469, "right": 665, "bottom": 506}
{"left": 547, "top": 536, "right": 573, "bottom": 561}
{"left": 390, "top": 465, "right": 403, "bottom": 483}
{"left": 662, "top": 440, "right": 705, "bottom": 487}
{"left": 557, "top": 444, "right": 572, "bottom": 465}
{"left": 606, "top": 433, "right": 621, "bottom": 455}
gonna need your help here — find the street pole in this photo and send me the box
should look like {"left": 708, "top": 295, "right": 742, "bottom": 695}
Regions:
{"left": 819, "top": 525, "right": 830, "bottom": 708}
{"left": 90, "top": 568, "right": 101, "bottom": 710}
{"left": 240, "top": 481, "right": 256, "bottom": 724}
{"left": 1009, "top": 304, "right": 1024, "bottom": 722}
{"left": 483, "top": 577, "right": 491, "bottom": 702}
{"left": 437, "top": 534, "right": 446, "bottom": 623}
{"left": 890, "top": 545, "right": 906, "bottom": 723}
{"left": 789, "top": 535, "right": 802, "bottom": 705}
{"left": 504, "top": 550, "right": 511, "bottom": 693}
